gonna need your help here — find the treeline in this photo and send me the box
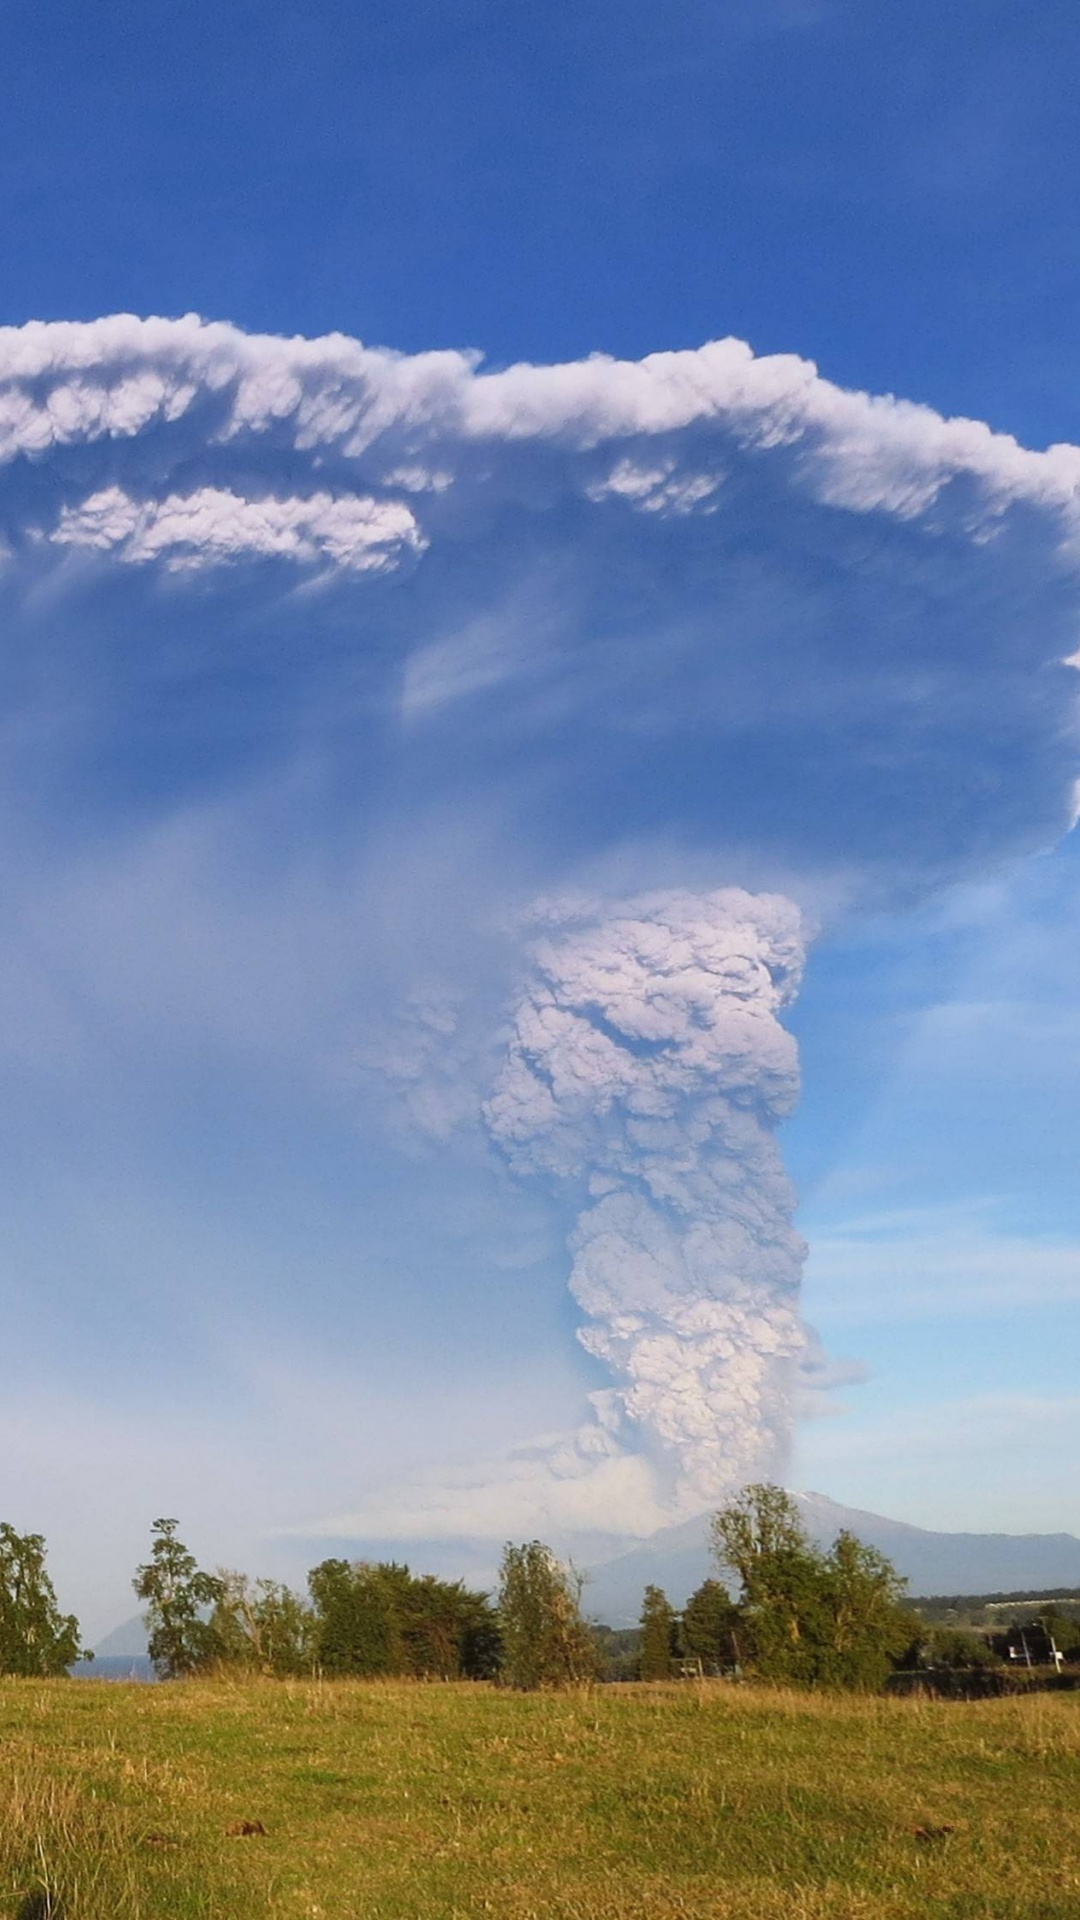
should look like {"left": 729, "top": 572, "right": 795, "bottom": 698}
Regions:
{"left": 629, "top": 1484, "right": 916, "bottom": 1692}
{"left": 622, "top": 1488, "right": 1080, "bottom": 1687}
{"left": 140, "top": 1529, "right": 606, "bottom": 1685}
{"left": 4, "top": 1488, "right": 1078, "bottom": 1691}
{"left": 0, "top": 1519, "right": 597, "bottom": 1687}
{"left": 131, "top": 1520, "right": 506, "bottom": 1681}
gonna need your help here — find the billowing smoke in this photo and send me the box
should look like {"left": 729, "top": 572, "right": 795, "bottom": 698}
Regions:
{"left": 484, "top": 889, "right": 807, "bottom": 1512}
{"left": 2, "top": 317, "right": 1080, "bottom": 1547}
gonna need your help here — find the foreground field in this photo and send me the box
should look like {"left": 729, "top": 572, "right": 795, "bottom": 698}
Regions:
{"left": 0, "top": 1678, "right": 1078, "bottom": 1920}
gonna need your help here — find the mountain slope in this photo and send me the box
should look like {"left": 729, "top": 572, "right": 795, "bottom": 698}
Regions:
{"left": 94, "top": 1612, "right": 149, "bottom": 1657}
{"left": 582, "top": 1492, "right": 1080, "bottom": 1625}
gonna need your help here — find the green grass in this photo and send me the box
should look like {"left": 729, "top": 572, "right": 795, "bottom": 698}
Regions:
{"left": 0, "top": 1677, "right": 1078, "bottom": 1918}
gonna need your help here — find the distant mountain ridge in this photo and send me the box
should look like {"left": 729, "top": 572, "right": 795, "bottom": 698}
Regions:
{"left": 95, "top": 1613, "right": 149, "bottom": 1658}
{"left": 92, "top": 1494, "right": 1080, "bottom": 1646}
{"left": 581, "top": 1492, "right": 1080, "bottom": 1626}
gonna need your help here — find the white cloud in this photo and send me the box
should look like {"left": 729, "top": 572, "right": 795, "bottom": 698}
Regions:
{"left": 0, "top": 314, "right": 1075, "bottom": 907}
{"left": 2, "top": 314, "right": 1080, "bottom": 551}
{"left": 50, "top": 483, "right": 423, "bottom": 573}
{"left": 299, "top": 1410, "right": 672, "bottom": 1549}
{"left": 0, "top": 314, "right": 1076, "bottom": 896}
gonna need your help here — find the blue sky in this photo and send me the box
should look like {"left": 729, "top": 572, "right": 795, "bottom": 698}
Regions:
{"left": 1, "top": 0, "right": 1079, "bottom": 1635}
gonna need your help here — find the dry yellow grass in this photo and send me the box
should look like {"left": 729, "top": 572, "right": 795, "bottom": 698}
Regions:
{"left": 0, "top": 1676, "right": 1078, "bottom": 1918}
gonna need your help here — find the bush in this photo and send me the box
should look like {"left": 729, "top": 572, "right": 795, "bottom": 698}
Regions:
{"left": 306, "top": 1560, "right": 500, "bottom": 1678}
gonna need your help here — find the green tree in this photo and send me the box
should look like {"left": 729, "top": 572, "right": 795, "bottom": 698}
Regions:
{"left": 1035, "top": 1609, "right": 1080, "bottom": 1662}
{"left": 711, "top": 1484, "right": 829, "bottom": 1686}
{"left": 815, "top": 1530, "right": 911, "bottom": 1691}
{"left": 903, "top": 1625, "right": 1000, "bottom": 1671}
{"left": 210, "top": 1572, "right": 316, "bottom": 1675}
{"left": 590, "top": 1622, "right": 642, "bottom": 1681}
{"left": 639, "top": 1584, "right": 678, "bottom": 1680}
{"left": 307, "top": 1559, "right": 404, "bottom": 1676}
{"left": 681, "top": 1578, "right": 740, "bottom": 1673}
{"left": 0, "top": 1524, "right": 84, "bottom": 1676}
{"left": 391, "top": 1570, "right": 501, "bottom": 1680}
{"left": 306, "top": 1560, "right": 501, "bottom": 1679}
{"left": 711, "top": 1484, "right": 910, "bottom": 1691}
{"left": 133, "top": 1518, "right": 226, "bottom": 1679}
{"left": 497, "top": 1541, "right": 599, "bottom": 1689}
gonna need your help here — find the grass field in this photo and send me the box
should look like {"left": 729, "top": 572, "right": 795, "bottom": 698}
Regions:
{"left": 0, "top": 1678, "right": 1078, "bottom": 1920}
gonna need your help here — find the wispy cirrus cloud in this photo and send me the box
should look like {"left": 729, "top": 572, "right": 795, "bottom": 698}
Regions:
{"left": 805, "top": 1202, "right": 1080, "bottom": 1322}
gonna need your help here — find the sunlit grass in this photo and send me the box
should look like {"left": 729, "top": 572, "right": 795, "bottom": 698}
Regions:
{"left": 0, "top": 1677, "right": 1078, "bottom": 1917}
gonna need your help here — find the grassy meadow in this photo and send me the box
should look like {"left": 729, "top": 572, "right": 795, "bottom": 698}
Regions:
{"left": 0, "top": 1677, "right": 1078, "bottom": 1920}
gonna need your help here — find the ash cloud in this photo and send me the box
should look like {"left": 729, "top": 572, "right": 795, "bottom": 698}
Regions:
{"left": 2, "top": 316, "right": 1078, "bottom": 896}
{"left": 0, "top": 317, "right": 1079, "bottom": 1544}
{"left": 484, "top": 890, "right": 807, "bottom": 1511}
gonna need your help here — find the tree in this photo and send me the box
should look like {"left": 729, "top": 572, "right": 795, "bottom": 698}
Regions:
{"left": 308, "top": 1559, "right": 403, "bottom": 1676}
{"left": 711, "top": 1484, "right": 829, "bottom": 1686}
{"left": 210, "top": 1572, "right": 316, "bottom": 1676}
{"left": 0, "top": 1524, "right": 84, "bottom": 1676}
{"left": 590, "top": 1622, "right": 642, "bottom": 1681}
{"left": 902, "top": 1625, "right": 1000, "bottom": 1672}
{"left": 639, "top": 1584, "right": 678, "bottom": 1680}
{"left": 681, "top": 1578, "right": 740, "bottom": 1674}
{"left": 391, "top": 1570, "right": 501, "bottom": 1680}
{"left": 133, "top": 1518, "right": 226, "bottom": 1679}
{"left": 1035, "top": 1609, "right": 1080, "bottom": 1663}
{"left": 711, "top": 1484, "right": 910, "bottom": 1691}
{"left": 814, "top": 1530, "right": 911, "bottom": 1691}
{"left": 497, "top": 1541, "right": 599, "bottom": 1689}
{"left": 306, "top": 1560, "right": 501, "bottom": 1679}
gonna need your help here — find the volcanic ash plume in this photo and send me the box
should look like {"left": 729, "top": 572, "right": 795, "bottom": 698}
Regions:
{"left": 484, "top": 890, "right": 808, "bottom": 1514}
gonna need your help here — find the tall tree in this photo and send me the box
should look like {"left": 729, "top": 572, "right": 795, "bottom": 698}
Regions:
{"left": 0, "top": 1524, "right": 84, "bottom": 1676}
{"left": 711, "top": 1484, "right": 909, "bottom": 1690}
{"left": 711, "top": 1484, "right": 827, "bottom": 1686}
{"left": 681, "top": 1578, "right": 740, "bottom": 1673}
{"left": 210, "top": 1573, "right": 316, "bottom": 1676}
{"left": 498, "top": 1542, "right": 599, "bottom": 1689}
{"left": 133, "top": 1518, "right": 226, "bottom": 1679}
{"left": 816, "top": 1530, "right": 910, "bottom": 1691}
{"left": 639, "top": 1584, "right": 678, "bottom": 1680}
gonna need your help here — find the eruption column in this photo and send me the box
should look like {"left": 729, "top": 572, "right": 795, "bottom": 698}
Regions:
{"left": 484, "top": 890, "right": 808, "bottom": 1513}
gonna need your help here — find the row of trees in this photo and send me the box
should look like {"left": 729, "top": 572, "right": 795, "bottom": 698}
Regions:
{"left": 133, "top": 1519, "right": 507, "bottom": 1681}
{"left": 134, "top": 1524, "right": 603, "bottom": 1685}
{"left": 0, "top": 1517, "right": 596, "bottom": 1685}
{"left": 5, "top": 1487, "right": 1076, "bottom": 1689}
{"left": 634, "top": 1488, "right": 1080, "bottom": 1685}
{"left": 630, "top": 1485, "right": 912, "bottom": 1691}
